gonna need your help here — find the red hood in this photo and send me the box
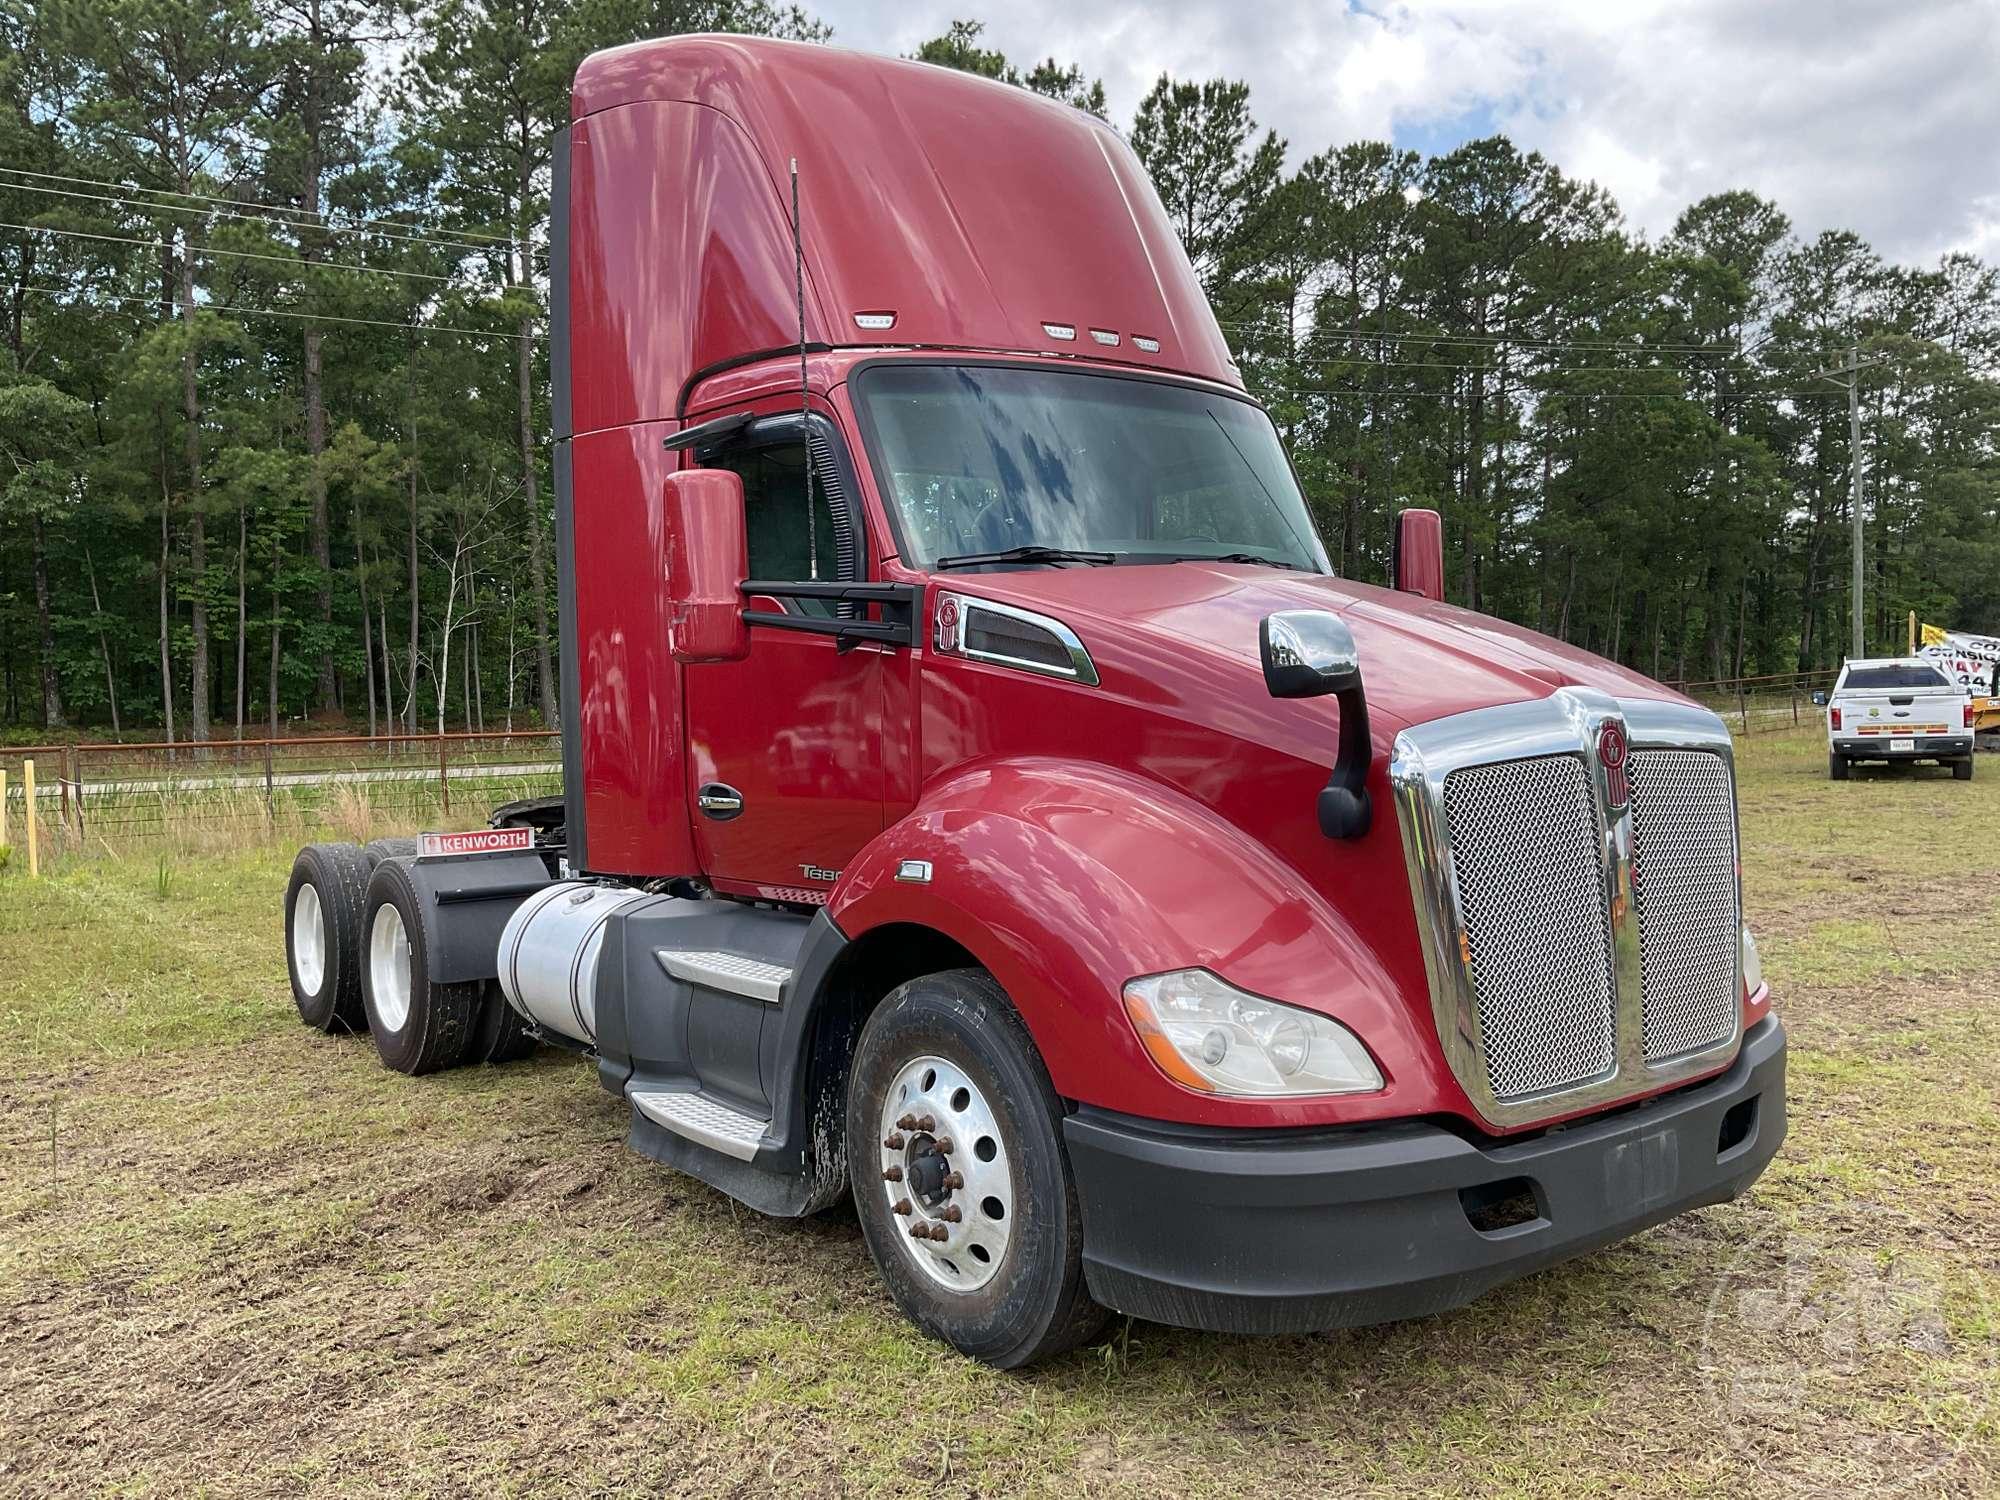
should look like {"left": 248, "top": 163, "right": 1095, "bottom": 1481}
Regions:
{"left": 944, "top": 562, "right": 1686, "bottom": 733}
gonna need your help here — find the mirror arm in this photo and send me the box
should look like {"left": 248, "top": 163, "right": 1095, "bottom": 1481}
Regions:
{"left": 1316, "top": 684, "right": 1372, "bottom": 840}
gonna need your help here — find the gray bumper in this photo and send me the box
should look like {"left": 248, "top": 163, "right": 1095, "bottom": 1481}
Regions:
{"left": 1834, "top": 736, "right": 1972, "bottom": 758}
{"left": 1065, "top": 1016, "right": 1786, "bottom": 1335}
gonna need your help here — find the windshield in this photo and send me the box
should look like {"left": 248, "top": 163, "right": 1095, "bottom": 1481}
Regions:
{"left": 1841, "top": 663, "right": 1952, "bottom": 690}
{"left": 854, "top": 364, "right": 1330, "bottom": 572}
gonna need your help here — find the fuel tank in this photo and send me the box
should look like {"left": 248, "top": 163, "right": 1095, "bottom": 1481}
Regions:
{"left": 496, "top": 882, "right": 654, "bottom": 1044}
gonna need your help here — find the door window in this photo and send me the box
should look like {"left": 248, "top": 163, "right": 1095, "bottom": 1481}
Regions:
{"left": 709, "top": 437, "right": 846, "bottom": 615}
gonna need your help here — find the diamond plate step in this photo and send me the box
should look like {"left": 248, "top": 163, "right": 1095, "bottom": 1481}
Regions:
{"left": 655, "top": 949, "right": 792, "bottom": 1004}
{"left": 630, "top": 1089, "right": 770, "bottom": 1162}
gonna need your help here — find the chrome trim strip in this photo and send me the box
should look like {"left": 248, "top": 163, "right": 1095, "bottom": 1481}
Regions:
{"left": 942, "top": 591, "right": 1100, "bottom": 686}
{"left": 1391, "top": 690, "right": 1744, "bottom": 1128}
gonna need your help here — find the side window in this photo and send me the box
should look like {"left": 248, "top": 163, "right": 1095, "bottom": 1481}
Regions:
{"left": 710, "top": 439, "right": 842, "bottom": 594}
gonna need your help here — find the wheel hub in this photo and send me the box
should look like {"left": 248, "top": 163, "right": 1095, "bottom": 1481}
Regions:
{"left": 878, "top": 1054, "right": 1012, "bottom": 1292}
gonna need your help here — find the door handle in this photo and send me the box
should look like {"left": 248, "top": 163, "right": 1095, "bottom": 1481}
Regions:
{"left": 697, "top": 783, "right": 745, "bottom": 820}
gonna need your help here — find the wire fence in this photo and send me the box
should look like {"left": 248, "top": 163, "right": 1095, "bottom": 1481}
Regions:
{"left": 0, "top": 730, "right": 561, "bottom": 861}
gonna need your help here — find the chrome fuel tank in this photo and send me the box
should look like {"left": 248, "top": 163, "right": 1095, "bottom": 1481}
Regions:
{"left": 496, "top": 882, "right": 653, "bottom": 1044}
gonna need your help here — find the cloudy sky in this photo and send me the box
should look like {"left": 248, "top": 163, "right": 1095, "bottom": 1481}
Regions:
{"left": 808, "top": 0, "right": 2000, "bottom": 266}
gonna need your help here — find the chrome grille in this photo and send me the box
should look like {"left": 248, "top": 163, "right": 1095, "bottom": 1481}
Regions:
{"left": 1628, "top": 749, "right": 1739, "bottom": 1061}
{"left": 1442, "top": 754, "right": 1617, "bottom": 1101}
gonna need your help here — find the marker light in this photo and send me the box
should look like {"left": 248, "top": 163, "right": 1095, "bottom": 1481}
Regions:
{"left": 1121, "top": 969, "right": 1383, "bottom": 1097}
{"left": 1741, "top": 923, "right": 1763, "bottom": 998}
{"left": 853, "top": 312, "right": 896, "bottom": 330}
{"left": 1041, "top": 322, "right": 1078, "bottom": 341}
{"left": 1132, "top": 335, "right": 1161, "bottom": 352}
{"left": 1090, "top": 328, "right": 1120, "bottom": 346}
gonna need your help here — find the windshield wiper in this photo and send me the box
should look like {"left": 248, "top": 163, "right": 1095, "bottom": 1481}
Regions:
{"left": 933, "top": 545, "right": 1119, "bottom": 571}
{"left": 1170, "top": 551, "right": 1306, "bottom": 570}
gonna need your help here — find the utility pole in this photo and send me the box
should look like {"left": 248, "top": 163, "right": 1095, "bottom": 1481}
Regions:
{"left": 1814, "top": 346, "right": 1886, "bottom": 662}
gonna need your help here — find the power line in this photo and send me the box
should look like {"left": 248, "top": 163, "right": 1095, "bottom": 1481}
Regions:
{"left": 0, "top": 173, "right": 532, "bottom": 263}
{"left": 0, "top": 219, "right": 527, "bottom": 294}
{"left": 1234, "top": 351, "right": 1733, "bottom": 376}
{"left": 21, "top": 284, "right": 534, "bottom": 340}
{"left": 1261, "top": 383, "right": 1841, "bottom": 402}
{"left": 0, "top": 161, "right": 526, "bottom": 250}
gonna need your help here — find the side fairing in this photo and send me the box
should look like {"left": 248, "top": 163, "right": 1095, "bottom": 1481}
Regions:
{"left": 827, "top": 759, "right": 1460, "bottom": 1130}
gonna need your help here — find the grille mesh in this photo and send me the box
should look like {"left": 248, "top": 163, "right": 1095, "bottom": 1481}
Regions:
{"left": 1443, "top": 754, "right": 1617, "bottom": 1101}
{"left": 1628, "top": 749, "right": 1739, "bottom": 1060}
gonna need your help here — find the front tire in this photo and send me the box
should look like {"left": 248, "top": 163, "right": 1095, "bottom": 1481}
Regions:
{"left": 846, "top": 969, "right": 1106, "bottom": 1368}
{"left": 1829, "top": 752, "right": 1849, "bottom": 781}
{"left": 359, "top": 857, "right": 480, "bottom": 1075}
{"left": 284, "top": 844, "right": 372, "bottom": 1034}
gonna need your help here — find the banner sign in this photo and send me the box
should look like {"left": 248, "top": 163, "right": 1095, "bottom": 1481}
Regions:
{"left": 418, "top": 827, "right": 535, "bottom": 858}
{"left": 1918, "top": 624, "right": 2000, "bottom": 694}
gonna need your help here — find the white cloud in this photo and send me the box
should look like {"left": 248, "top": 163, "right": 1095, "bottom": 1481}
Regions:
{"left": 807, "top": 0, "right": 2000, "bottom": 263}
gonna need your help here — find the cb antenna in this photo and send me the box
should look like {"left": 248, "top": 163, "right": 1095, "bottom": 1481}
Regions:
{"left": 791, "top": 156, "right": 816, "bottom": 579}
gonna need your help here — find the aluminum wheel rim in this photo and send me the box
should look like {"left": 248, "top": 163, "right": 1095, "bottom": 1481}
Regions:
{"left": 368, "top": 903, "right": 413, "bottom": 1034}
{"left": 292, "top": 883, "right": 326, "bottom": 995}
{"left": 878, "top": 1054, "right": 1013, "bottom": 1292}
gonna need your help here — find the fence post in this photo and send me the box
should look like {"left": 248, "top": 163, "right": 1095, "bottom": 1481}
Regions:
{"left": 0, "top": 766, "right": 8, "bottom": 852}
{"left": 67, "top": 746, "right": 84, "bottom": 838}
{"left": 23, "top": 758, "right": 38, "bottom": 878}
{"left": 438, "top": 731, "right": 451, "bottom": 817}
{"left": 263, "top": 738, "right": 275, "bottom": 819}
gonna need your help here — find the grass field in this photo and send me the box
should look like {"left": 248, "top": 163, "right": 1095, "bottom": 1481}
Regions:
{"left": 2, "top": 731, "right": 1996, "bottom": 1497}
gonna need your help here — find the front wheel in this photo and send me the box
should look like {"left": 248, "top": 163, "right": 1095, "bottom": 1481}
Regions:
{"left": 846, "top": 969, "right": 1107, "bottom": 1368}
{"left": 1829, "top": 752, "right": 1849, "bottom": 781}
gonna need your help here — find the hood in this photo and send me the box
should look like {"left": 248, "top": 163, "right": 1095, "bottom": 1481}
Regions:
{"left": 943, "top": 562, "right": 1688, "bottom": 735}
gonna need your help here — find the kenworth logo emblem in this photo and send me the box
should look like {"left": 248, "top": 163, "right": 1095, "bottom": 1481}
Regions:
{"left": 1598, "top": 718, "right": 1631, "bottom": 810}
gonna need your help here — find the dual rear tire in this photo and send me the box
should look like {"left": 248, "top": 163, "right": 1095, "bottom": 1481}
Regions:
{"left": 283, "top": 843, "right": 535, "bottom": 1072}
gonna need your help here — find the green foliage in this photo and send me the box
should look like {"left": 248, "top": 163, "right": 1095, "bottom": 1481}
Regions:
{"left": 0, "top": 6, "right": 1996, "bottom": 736}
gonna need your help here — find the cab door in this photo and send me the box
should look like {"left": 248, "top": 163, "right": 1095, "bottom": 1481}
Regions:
{"left": 681, "top": 412, "right": 904, "bottom": 899}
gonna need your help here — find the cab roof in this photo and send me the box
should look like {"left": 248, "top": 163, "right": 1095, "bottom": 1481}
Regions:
{"left": 565, "top": 35, "right": 1239, "bottom": 432}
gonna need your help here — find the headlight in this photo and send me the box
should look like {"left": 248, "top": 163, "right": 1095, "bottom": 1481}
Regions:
{"left": 1741, "top": 923, "right": 1764, "bottom": 996}
{"left": 1121, "top": 969, "right": 1383, "bottom": 1097}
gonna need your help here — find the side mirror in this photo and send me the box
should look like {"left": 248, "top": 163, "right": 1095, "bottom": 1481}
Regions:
{"left": 1260, "top": 610, "right": 1361, "bottom": 699}
{"left": 664, "top": 468, "right": 750, "bottom": 663}
{"left": 1810, "top": 691, "right": 1828, "bottom": 707}
{"left": 1392, "top": 507, "right": 1445, "bottom": 603}
{"left": 1260, "top": 610, "right": 1371, "bottom": 840}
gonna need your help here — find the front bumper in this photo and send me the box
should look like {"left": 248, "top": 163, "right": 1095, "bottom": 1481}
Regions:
{"left": 1064, "top": 1015, "right": 1786, "bottom": 1335}
{"left": 1834, "top": 735, "right": 1972, "bottom": 759}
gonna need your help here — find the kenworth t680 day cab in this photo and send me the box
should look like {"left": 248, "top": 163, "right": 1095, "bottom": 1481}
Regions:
{"left": 281, "top": 36, "right": 1785, "bottom": 1367}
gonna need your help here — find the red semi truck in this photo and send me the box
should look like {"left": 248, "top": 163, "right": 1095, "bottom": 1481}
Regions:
{"left": 282, "top": 36, "right": 1785, "bottom": 1367}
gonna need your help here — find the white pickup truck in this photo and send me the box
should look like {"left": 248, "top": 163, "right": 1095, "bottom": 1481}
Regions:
{"left": 1822, "top": 657, "right": 1976, "bottom": 781}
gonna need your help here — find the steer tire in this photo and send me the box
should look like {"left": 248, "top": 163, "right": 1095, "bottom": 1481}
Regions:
{"left": 362, "top": 836, "right": 420, "bottom": 870}
{"left": 847, "top": 968, "right": 1107, "bottom": 1369}
{"left": 1829, "top": 752, "right": 1849, "bottom": 781}
{"left": 1954, "top": 757, "right": 1975, "bottom": 781}
{"left": 284, "top": 843, "right": 372, "bottom": 1034}
{"left": 359, "top": 857, "right": 480, "bottom": 1076}
{"left": 471, "top": 979, "right": 538, "bottom": 1065}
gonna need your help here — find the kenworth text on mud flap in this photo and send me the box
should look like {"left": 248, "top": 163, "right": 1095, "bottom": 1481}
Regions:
{"left": 280, "top": 36, "right": 1787, "bottom": 1368}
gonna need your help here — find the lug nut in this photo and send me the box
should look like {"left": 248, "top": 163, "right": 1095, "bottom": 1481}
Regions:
{"left": 916, "top": 1114, "right": 936, "bottom": 1132}
{"left": 941, "top": 1205, "right": 962, "bottom": 1223}
{"left": 883, "top": 1165, "right": 903, "bottom": 1183}
{"left": 909, "top": 1221, "right": 928, "bottom": 1239}
{"left": 892, "top": 1198, "right": 913, "bottom": 1216}
{"left": 897, "top": 1113, "right": 918, "bottom": 1131}
{"left": 884, "top": 1132, "right": 905, "bottom": 1150}
{"left": 934, "top": 1136, "right": 953, "bottom": 1155}
{"left": 943, "top": 1171, "right": 963, "bottom": 1190}
{"left": 929, "top": 1224, "right": 951, "bottom": 1242}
